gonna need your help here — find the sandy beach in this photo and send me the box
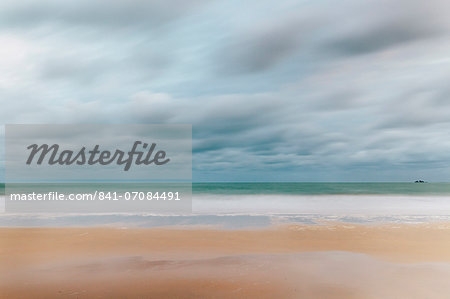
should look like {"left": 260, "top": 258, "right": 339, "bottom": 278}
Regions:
{"left": 1, "top": 223, "right": 450, "bottom": 298}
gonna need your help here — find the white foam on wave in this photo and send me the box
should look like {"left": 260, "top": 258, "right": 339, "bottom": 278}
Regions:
{"left": 2, "top": 194, "right": 450, "bottom": 218}
{"left": 192, "top": 194, "right": 450, "bottom": 216}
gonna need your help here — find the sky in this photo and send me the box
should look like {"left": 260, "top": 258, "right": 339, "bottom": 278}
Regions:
{"left": 0, "top": 0, "right": 450, "bottom": 182}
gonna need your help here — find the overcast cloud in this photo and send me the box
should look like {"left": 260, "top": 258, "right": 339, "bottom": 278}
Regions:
{"left": 1, "top": 0, "right": 450, "bottom": 181}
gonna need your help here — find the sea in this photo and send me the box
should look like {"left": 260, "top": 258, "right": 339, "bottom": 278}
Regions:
{"left": 1, "top": 182, "right": 450, "bottom": 228}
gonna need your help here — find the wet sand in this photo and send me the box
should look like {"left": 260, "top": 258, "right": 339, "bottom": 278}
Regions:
{"left": 1, "top": 223, "right": 450, "bottom": 298}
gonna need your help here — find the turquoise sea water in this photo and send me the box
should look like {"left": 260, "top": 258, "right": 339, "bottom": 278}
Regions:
{"left": 2, "top": 182, "right": 450, "bottom": 195}
{"left": 192, "top": 182, "right": 450, "bottom": 195}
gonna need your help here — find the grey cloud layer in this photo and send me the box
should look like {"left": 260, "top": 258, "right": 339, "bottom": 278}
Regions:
{"left": 0, "top": 0, "right": 449, "bottom": 181}
{"left": 0, "top": 0, "right": 210, "bottom": 28}
{"left": 219, "top": 0, "right": 450, "bottom": 76}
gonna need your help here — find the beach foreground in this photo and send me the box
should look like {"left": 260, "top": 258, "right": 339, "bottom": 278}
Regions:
{"left": 2, "top": 223, "right": 450, "bottom": 298}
